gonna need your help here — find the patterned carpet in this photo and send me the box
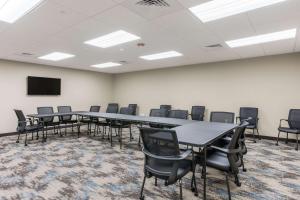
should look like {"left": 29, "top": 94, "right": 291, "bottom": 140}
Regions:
{"left": 0, "top": 127, "right": 299, "bottom": 200}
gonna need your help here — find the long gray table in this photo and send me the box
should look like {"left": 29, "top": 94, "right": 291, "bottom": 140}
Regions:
{"left": 28, "top": 111, "right": 238, "bottom": 199}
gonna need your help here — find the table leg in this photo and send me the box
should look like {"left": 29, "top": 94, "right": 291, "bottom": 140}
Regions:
{"left": 77, "top": 115, "right": 81, "bottom": 138}
{"left": 109, "top": 123, "right": 113, "bottom": 147}
{"left": 203, "top": 146, "right": 207, "bottom": 200}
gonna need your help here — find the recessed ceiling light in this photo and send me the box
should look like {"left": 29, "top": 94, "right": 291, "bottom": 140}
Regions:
{"left": 140, "top": 51, "right": 183, "bottom": 60}
{"left": 84, "top": 30, "right": 141, "bottom": 48}
{"left": 226, "top": 28, "right": 297, "bottom": 48}
{"left": 91, "top": 62, "right": 121, "bottom": 68}
{"left": 189, "top": 0, "right": 286, "bottom": 23}
{"left": 0, "top": 0, "right": 44, "bottom": 23}
{"left": 38, "top": 52, "right": 75, "bottom": 61}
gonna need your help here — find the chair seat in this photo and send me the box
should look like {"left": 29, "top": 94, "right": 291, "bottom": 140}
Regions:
{"left": 278, "top": 127, "right": 300, "bottom": 134}
{"left": 206, "top": 151, "right": 231, "bottom": 171}
{"left": 44, "top": 121, "right": 60, "bottom": 126}
{"left": 147, "top": 159, "right": 192, "bottom": 180}
{"left": 246, "top": 125, "right": 256, "bottom": 129}
{"left": 25, "top": 124, "right": 43, "bottom": 132}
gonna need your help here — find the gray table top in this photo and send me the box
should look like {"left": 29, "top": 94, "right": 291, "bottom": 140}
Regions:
{"left": 27, "top": 111, "right": 238, "bottom": 147}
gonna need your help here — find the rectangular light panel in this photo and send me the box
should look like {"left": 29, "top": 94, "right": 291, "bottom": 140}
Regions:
{"left": 140, "top": 51, "right": 183, "bottom": 60}
{"left": 91, "top": 62, "right": 121, "bottom": 68}
{"left": 189, "top": 0, "right": 286, "bottom": 23}
{"left": 0, "top": 0, "right": 44, "bottom": 23}
{"left": 226, "top": 29, "right": 297, "bottom": 48}
{"left": 84, "top": 30, "right": 140, "bottom": 48}
{"left": 38, "top": 52, "right": 75, "bottom": 61}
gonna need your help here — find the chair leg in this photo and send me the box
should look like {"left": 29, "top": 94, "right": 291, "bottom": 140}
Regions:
{"left": 241, "top": 155, "right": 247, "bottom": 172}
{"left": 234, "top": 174, "right": 241, "bottom": 187}
{"left": 36, "top": 131, "right": 39, "bottom": 140}
{"left": 256, "top": 128, "right": 261, "bottom": 140}
{"left": 129, "top": 125, "right": 133, "bottom": 141}
{"left": 140, "top": 174, "right": 146, "bottom": 200}
{"left": 285, "top": 133, "right": 288, "bottom": 144}
{"left": 276, "top": 131, "right": 280, "bottom": 145}
{"left": 155, "top": 177, "right": 157, "bottom": 186}
{"left": 296, "top": 134, "right": 299, "bottom": 151}
{"left": 252, "top": 129, "right": 256, "bottom": 143}
{"left": 16, "top": 133, "right": 21, "bottom": 143}
{"left": 179, "top": 179, "right": 183, "bottom": 200}
{"left": 25, "top": 132, "right": 28, "bottom": 146}
{"left": 32, "top": 132, "right": 34, "bottom": 140}
{"left": 225, "top": 173, "right": 231, "bottom": 200}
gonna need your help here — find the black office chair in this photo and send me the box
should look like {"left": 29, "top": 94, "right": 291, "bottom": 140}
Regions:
{"left": 210, "top": 112, "right": 235, "bottom": 123}
{"left": 128, "top": 104, "right": 138, "bottom": 115}
{"left": 168, "top": 110, "right": 189, "bottom": 119}
{"left": 276, "top": 109, "right": 300, "bottom": 150}
{"left": 37, "top": 106, "right": 60, "bottom": 135}
{"left": 81, "top": 106, "right": 100, "bottom": 134}
{"left": 197, "top": 121, "right": 249, "bottom": 200}
{"left": 57, "top": 106, "right": 77, "bottom": 134}
{"left": 236, "top": 107, "right": 260, "bottom": 143}
{"left": 160, "top": 104, "right": 171, "bottom": 112}
{"left": 139, "top": 127, "right": 197, "bottom": 200}
{"left": 149, "top": 108, "right": 168, "bottom": 128}
{"left": 110, "top": 107, "right": 134, "bottom": 148}
{"left": 191, "top": 106, "right": 205, "bottom": 121}
{"left": 14, "top": 109, "right": 43, "bottom": 146}
{"left": 96, "top": 103, "right": 119, "bottom": 136}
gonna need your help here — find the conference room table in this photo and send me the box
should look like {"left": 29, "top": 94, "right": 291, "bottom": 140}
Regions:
{"left": 28, "top": 111, "right": 238, "bottom": 199}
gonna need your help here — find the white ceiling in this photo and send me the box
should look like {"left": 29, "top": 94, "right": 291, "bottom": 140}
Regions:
{"left": 0, "top": 0, "right": 299, "bottom": 74}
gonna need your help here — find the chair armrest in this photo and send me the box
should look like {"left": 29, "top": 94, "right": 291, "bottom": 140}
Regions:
{"left": 142, "top": 149, "right": 192, "bottom": 161}
{"left": 211, "top": 145, "right": 240, "bottom": 154}
{"left": 279, "top": 119, "right": 288, "bottom": 127}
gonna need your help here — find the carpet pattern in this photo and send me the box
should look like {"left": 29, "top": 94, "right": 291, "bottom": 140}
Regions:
{"left": 0, "top": 128, "right": 299, "bottom": 200}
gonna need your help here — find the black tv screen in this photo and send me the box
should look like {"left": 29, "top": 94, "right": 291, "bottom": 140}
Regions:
{"left": 27, "top": 76, "right": 61, "bottom": 95}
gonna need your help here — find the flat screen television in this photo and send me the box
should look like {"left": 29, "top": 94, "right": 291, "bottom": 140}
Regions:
{"left": 27, "top": 76, "right": 61, "bottom": 95}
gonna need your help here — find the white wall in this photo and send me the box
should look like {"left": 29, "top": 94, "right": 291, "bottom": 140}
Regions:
{"left": 0, "top": 60, "right": 113, "bottom": 134}
{"left": 113, "top": 53, "right": 300, "bottom": 138}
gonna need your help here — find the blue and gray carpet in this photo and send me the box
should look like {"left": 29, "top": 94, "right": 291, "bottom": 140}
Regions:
{"left": 0, "top": 128, "right": 299, "bottom": 200}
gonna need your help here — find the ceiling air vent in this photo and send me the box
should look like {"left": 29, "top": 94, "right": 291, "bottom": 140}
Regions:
{"left": 204, "top": 44, "right": 223, "bottom": 48}
{"left": 136, "top": 0, "right": 170, "bottom": 7}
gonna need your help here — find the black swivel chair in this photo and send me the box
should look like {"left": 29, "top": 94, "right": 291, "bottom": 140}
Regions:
{"left": 81, "top": 106, "right": 100, "bottom": 134}
{"left": 165, "top": 110, "right": 189, "bottom": 129}
{"left": 14, "top": 109, "right": 43, "bottom": 146}
{"left": 191, "top": 106, "right": 205, "bottom": 121}
{"left": 110, "top": 107, "right": 134, "bottom": 148}
{"left": 37, "top": 107, "right": 60, "bottom": 136}
{"left": 57, "top": 106, "right": 77, "bottom": 135}
{"left": 210, "top": 112, "right": 235, "bottom": 123}
{"left": 149, "top": 108, "right": 168, "bottom": 128}
{"left": 197, "top": 121, "right": 249, "bottom": 200}
{"left": 139, "top": 127, "right": 198, "bottom": 200}
{"left": 128, "top": 104, "right": 138, "bottom": 115}
{"left": 276, "top": 109, "right": 300, "bottom": 151}
{"left": 236, "top": 107, "right": 260, "bottom": 143}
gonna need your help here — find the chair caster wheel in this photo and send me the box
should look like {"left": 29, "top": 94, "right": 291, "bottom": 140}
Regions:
{"left": 253, "top": 140, "right": 256, "bottom": 143}
{"left": 16, "top": 141, "right": 19, "bottom": 143}
{"left": 194, "top": 193, "right": 199, "bottom": 197}
{"left": 243, "top": 168, "right": 247, "bottom": 172}
{"left": 191, "top": 187, "right": 195, "bottom": 192}
{"left": 275, "top": 143, "right": 279, "bottom": 146}
{"left": 140, "top": 196, "right": 144, "bottom": 200}
{"left": 235, "top": 181, "right": 241, "bottom": 187}
{"left": 25, "top": 144, "right": 28, "bottom": 146}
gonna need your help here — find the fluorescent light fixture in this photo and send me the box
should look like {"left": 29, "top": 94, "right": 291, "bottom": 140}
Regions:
{"left": 38, "top": 52, "right": 75, "bottom": 61}
{"left": 91, "top": 62, "right": 121, "bottom": 68}
{"left": 226, "top": 28, "right": 297, "bottom": 48}
{"left": 0, "top": 0, "right": 44, "bottom": 23}
{"left": 140, "top": 51, "right": 183, "bottom": 60}
{"left": 189, "top": 0, "right": 287, "bottom": 23}
{"left": 84, "top": 30, "right": 140, "bottom": 48}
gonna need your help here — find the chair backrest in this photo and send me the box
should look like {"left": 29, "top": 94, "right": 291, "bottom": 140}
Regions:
{"left": 37, "top": 107, "right": 54, "bottom": 123}
{"left": 128, "top": 104, "right": 137, "bottom": 115}
{"left": 106, "top": 103, "right": 119, "bottom": 113}
{"left": 150, "top": 109, "right": 168, "bottom": 118}
{"left": 139, "top": 127, "right": 180, "bottom": 183}
{"left": 120, "top": 107, "right": 134, "bottom": 115}
{"left": 160, "top": 105, "right": 171, "bottom": 112}
{"left": 210, "top": 112, "right": 235, "bottom": 123}
{"left": 288, "top": 109, "right": 300, "bottom": 129}
{"left": 14, "top": 109, "right": 27, "bottom": 132}
{"left": 168, "top": 110, "right": 188, "bottom": 119}
{"left": 240, "top": 107, "right": 258, "bottom": 126}
{"left": 90, "top": 105, "right": 100, "bottom": 112}
{"left": 191, "top": 106, "right": 205, "bottom": 121}
{"left": 227, "top": 121, "right": 249, "bottom": 173}
{"left": 57, "top": 106, "right": 72, "bottom": 121}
